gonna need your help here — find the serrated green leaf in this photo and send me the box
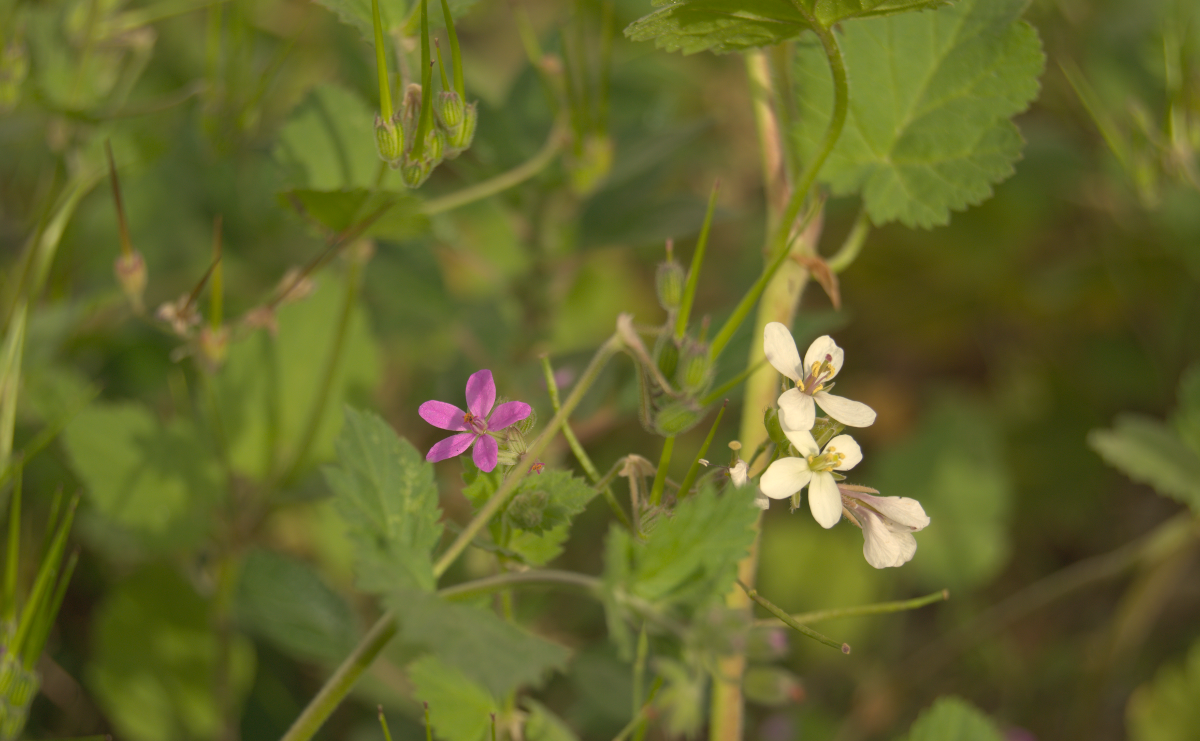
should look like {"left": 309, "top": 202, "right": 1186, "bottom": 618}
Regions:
{"left": 392, "top": 589, "right": 570, "bottom": 697}
{"left": 524, "top": 698, "right": 580, "bottom": 741}
{"left": 794, "top": 0, "right": 1045, "bottom": 228}
{"left": 511, "top": 469, "right": 597, "bottom": 535}
{"left": 624, "top": 0, "right": 947, "bottom": 56}
{"left": 62, "top": 402, "right": 221, "bottom": 543}
{"left": 408, "top": 655, "right": 497, "bottom": 741}
{"left": 215, "top": 276, "right": 380, "bottom": 481}
{"left": 87, "top": 566, "right": 256, "bottom": 741}
{"left": 903, "top": 696, "right": 1003, "bottom": 741}
{"left": 1088, "top": 414, "right": 1200, "bottom": 513}
{"left": 324, "top": 408, "right": 444, "bottom": 592}
{"left": 234, "top": 549, "right": 359, "bottom": 663}
{"left": 1127, "top": 639, "right": 1200, "bottom": 741}
{"left": 507, "top": 523, "right": 570, "bottom": 567}
{"left": 284, "top": 188, "right": 429, "bottom": 242}
{"left": 606, "top": 482, "right": 758, "bottom": 610}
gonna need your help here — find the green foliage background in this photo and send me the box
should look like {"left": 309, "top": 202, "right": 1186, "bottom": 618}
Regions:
{"left": 2, "top": 0, "right": 1199, "bottom": 739}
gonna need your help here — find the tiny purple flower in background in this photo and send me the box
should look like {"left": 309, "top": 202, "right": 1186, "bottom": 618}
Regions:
{"left": 418, "top": 369, "right": 531, "bottom": 473}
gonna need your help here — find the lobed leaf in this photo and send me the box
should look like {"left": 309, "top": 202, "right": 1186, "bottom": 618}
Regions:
{"left": 392, "top": 589, "right": 570, "bottom": 698}
{"left": 793, "top": 0, "right": 1045, "bottom": 228}
{"left": 408, "top": 655, "right": 498, "bottom": 741}
{"left": 1089, "top": 414, "right": 1200, "bottom": 514}
{"left": 624, "top": 0, "right": 947, "bottom": 56}
{"left": 324, "top": 408, "right": 444, "bottom": 592}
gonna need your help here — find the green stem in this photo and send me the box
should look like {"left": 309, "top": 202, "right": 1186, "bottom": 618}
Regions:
{"left": 756, "top": 589, "right": 949, "bottom": 627}
{"left": 698, "top": 358, "right": 767, "bottom": 408}
{"left": 675, "top": 180, "right": 719, "bottom": 340}
{"left": 371, "top": 0, "right": 393, "bottom": 117}
{"left": 648, "top": 436, "right": 674, "bottom": 506}
{"left": 539, "top": 355, "right": 633, "bottom": 530}
{"left": 737, "top": 580, "right": 848, "bottom": 654}
{"left": 433, "top": 335, "right": 622, "bottom": 578}
{"left": 611, "top": 679, "right": 663, "bottom": 741}
{"left": 438, "top": 0, "right": 465, "bottom": 98}
{"left": 281, "top": 255, "right": 364, "bottom": 484}
{"left": 4, "top": 461, "right": 21, "bottom": 623}
{"left": 826, "top": 206, "right": 870, "bottom": 274}
{"left": 677, "top": 402, "right": 726, "bottom": 498}
{"left": 631, "top": 624, "right": 649, "bottom": 741}
{"left": 422, "top": 127, "right": 564, "bottom": 216}
{"left": 409, "top": 0, "right": 433, "bottom": 159}
{"left": 707, "top": 234, "right": 795, "bottom": 362}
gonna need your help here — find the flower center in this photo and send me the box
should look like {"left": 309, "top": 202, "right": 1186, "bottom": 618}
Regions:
{"left": 799, "top": 354, "right": 835, "bottom": 394}
{"left": 462, "top": 412, "right": 488, "bottom": 435}
{"left": 806, "top": 444, "right": 845, "bottom": 473}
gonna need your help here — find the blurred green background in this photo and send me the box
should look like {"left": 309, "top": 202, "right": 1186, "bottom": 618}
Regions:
{"left": 2, "top": 0, "right": 1199, "bottom": 739}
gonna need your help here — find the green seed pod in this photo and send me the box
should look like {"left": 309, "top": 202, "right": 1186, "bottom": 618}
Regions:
{"left": 654, "top": 335, "right": 680, "bottom": 383}
{"left": 374, "top": 113, "right": 405, "bottom": 163}
{"left": 401, "top": 156, "right": 433, "bottom": 189}
{"left": 114, "top": 249, "right": 148, "bottom": 313}
{"left": 676, "top": 343, "right": 712, "bottom": 395}
{"left": 506, "top": 489, "right": 549, "bottom": 531}
{"left": 742, "top": 667, "right": 804, "bottom": 707}
{"left": 446, "top": 102, "right": 477, "bottom": 156}
{"left": 656, "top": 259, "right": 685, "bottom": 312}
{"left": 654, "top": 399, "right": 703, "bottom": 437}
{"left": 435, "top": 89, "right": 465, "bottom": 130}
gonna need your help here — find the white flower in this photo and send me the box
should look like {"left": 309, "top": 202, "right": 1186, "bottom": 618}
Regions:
{"left": 729, "top": 459, "right": 770, "bottom": 510}
{"left": 759, "top": 429, "right": 862, "bottom": 527}
{"left": 840, "top": 484, "right": 930, "bottom": 569}
{"left": 763, "top": 323, "right": 876, "bottom": 431}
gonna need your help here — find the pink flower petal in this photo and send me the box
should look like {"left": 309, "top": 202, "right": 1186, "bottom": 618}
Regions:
{"left": 473, "top": 434, "right": 499, "bottom": 472}
{"left": 489, "top": 401, "right": 531, "bottom": 431}
{"left": 426, "top": 432, "right": 476, "bottom": 462}
{"left": 465, "top": 369, "right": 496, "bottom": 419}
{"left": 419, "top": 401, "right": 471, "bottom": 431}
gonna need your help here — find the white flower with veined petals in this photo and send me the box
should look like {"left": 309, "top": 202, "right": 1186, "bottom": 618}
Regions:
{"left": 759, "top": 428, "right": 862, "bottom": 527}
{"left": 839, "top": 484, "right": 930, "bottom": 568}
{"left": 763, "top": 323, "right": 876, "bottom": 431}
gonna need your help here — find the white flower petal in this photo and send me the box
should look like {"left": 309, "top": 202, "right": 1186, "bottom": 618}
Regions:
{"left": 847, "top": 492, "right": 929, "bottom": 531}
{"left": 807, "top": 472, "right": 843, "bottom": 528}
{"left": 803, "top": 335, "right": 845, "bottom": 380}
{"left": 763, "top": 322, "right": 803, "bottom": 381}
{"left": 782, "top": 427, "right": 820, "bottom": 456}
{"left": 825, "top": 434, "right": 862, "bottom": 471}
{"left": 753, "top": 490, "right": 770, "bottom": 510}
{"left": 859, "top": 508, "right": 919, "bottom": 568}
{"left": 778, "top": 389, "right": 815, "bottom": 431}
{"left": 760, "top": 458, "right": 812, "bottom": 500}
{"left": 814, "top": 391, "right": 876, "bottom": 428}
{"left": 730, "top": 460, "right": 749, "bottom": 488}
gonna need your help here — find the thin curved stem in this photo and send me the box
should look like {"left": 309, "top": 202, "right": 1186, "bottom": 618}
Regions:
{"left": 826, "top": 205, "right": 870, "bottom": 273}
{"left": 422, "top": 128, "right": 565, "bottom": 216}
{"left": 755, "top": 588, "right": 948, "bottom": 627}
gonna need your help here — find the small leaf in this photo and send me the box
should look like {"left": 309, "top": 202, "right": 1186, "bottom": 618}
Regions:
{"left": 62, "top": 402, "right": 221, "bottom": 544}
{"left": 1127, "top": 639, "right": 1200, "bottom": 741}
{"left": 624, "top": 0, "right": 948, "bottom": 56}
{"left": 1089, "top": 414, "right": 1200, "bottom": 513}
{"left": 392, "top": 589, "right": 570, "bottom": 698}
{"left": 905, "top": 696, "right": 1004, "bottom": 741}
{"left": 606, "top": 481, "right": 758, "bottom": 610}
{"left": 284, "top": 188, "right": 429, "bottom": 242}
{"left": 234, "top": 549, "right": 359, "bottom": 662}
{"left": 408, "top": 655, "right": 498, "bottom": 741}
{"left": 794, "top": 0, "right": 1045, "bottom": 228}
{"left": 87, "top": 566, "right": 256, "bottom": 741}
{"left": 324, "top": 409, "right": 444, "bottom": 592}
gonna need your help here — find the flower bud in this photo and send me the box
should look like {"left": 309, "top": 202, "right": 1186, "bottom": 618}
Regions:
{"left": 810, "top": 416, "right": 845, "bottom": 447}
{"left": 505, "top": 425, "right": 528, "bottom": 456}
{"left": 435, "top": 90, "right": 465, "bottom": 130}
{"left": 446, "top": 102, "right": 477, "bottom": 156}
{"left": 763, "top": 408, "right": 787, "bottom": 447}
{"left": 676, "top": 342, "right": 712, "bottom": 395}
{"left": 401, "top": 157, "right": 433, "bottom": 189}
{"left": 654, "top": 335, "right": 680, "bottom": 383}
{"left": 506, "top": 489, "right": 548, "bottom": 531}
{"left": 516, "top": 406, "right": 538, "bottom": 435}
{"left": 654, "top": 399, "right": 703, "bottom": 437}
{"left": 742, "top": 667, "right": 804, "bottom": 707}
{"left": 374, "top": 112, "right": 405, "bottom": 163}
{"left": 114, "top": 250, "right": 147, "bottom": 313}
{"left": 656, "top": 259, "right": 685, "bottom": 312}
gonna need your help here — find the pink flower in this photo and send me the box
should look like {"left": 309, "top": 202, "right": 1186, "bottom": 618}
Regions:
{"left": 418, "top": 369, "right": 531, "bottom": 472}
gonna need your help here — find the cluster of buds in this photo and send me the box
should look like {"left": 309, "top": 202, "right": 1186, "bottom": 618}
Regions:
{"left": 372, "top": 0, "right": 476, "bottom": 188}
